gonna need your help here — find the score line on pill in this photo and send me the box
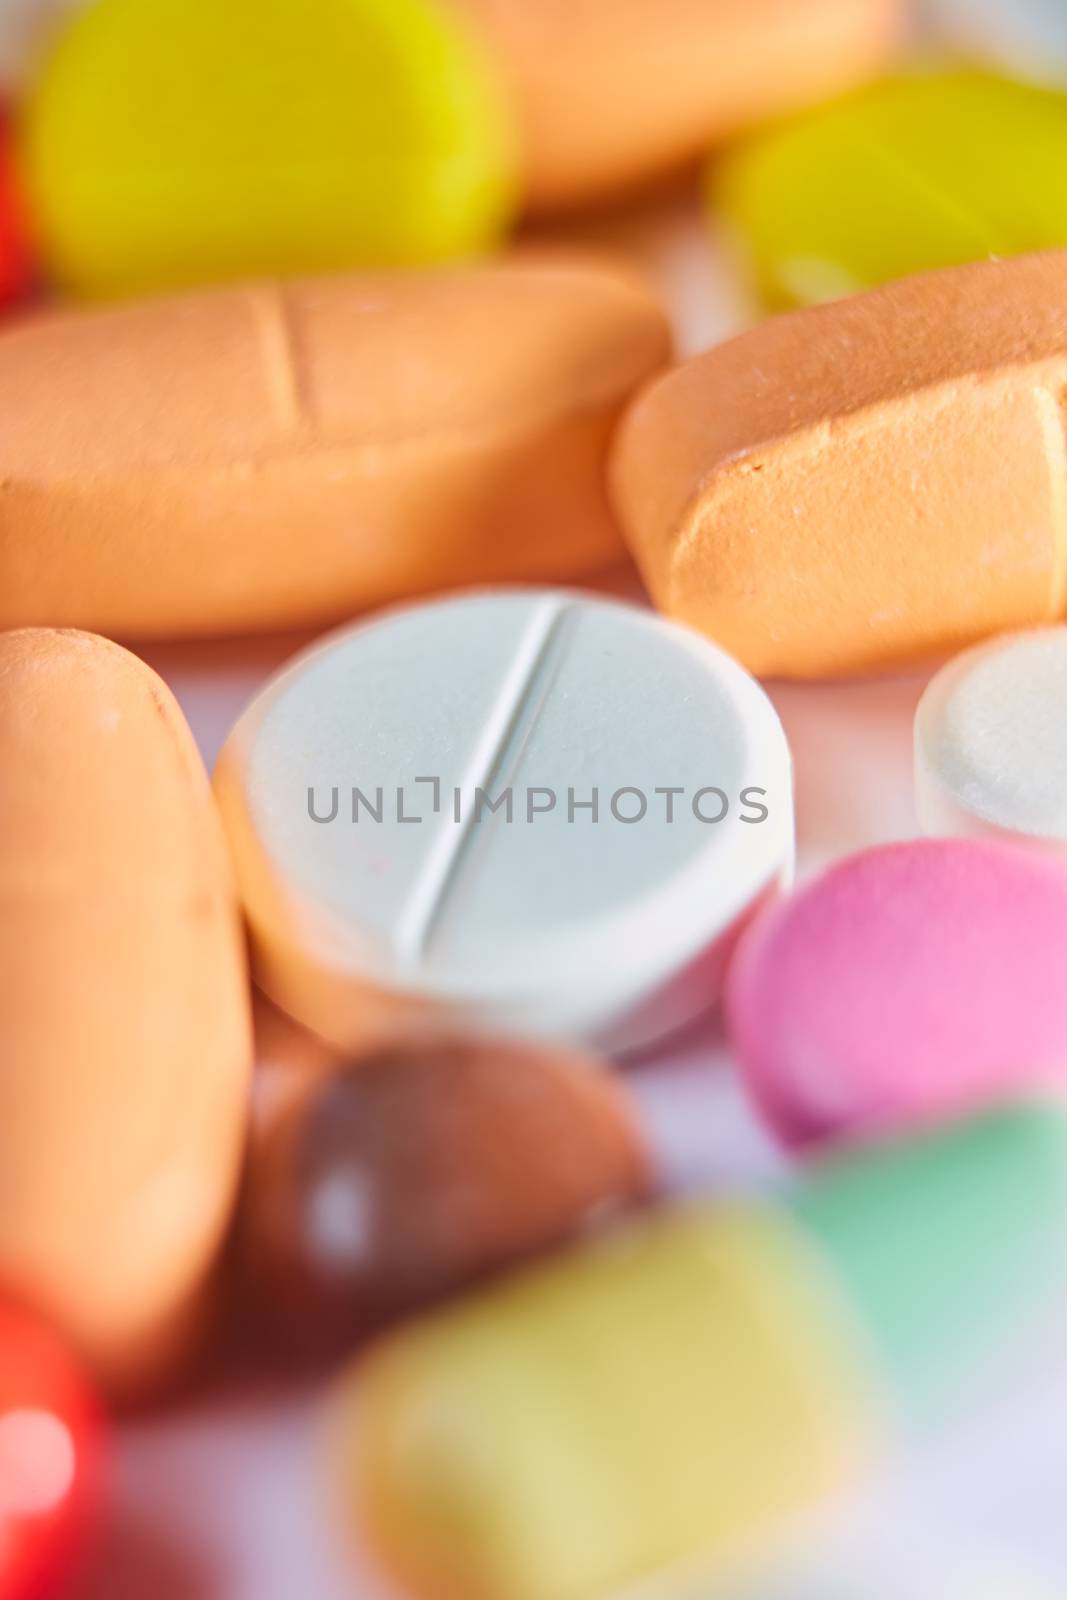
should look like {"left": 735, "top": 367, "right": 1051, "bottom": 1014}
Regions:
{"left": 215, "top": 589, "right": 794, "bottom": 1054}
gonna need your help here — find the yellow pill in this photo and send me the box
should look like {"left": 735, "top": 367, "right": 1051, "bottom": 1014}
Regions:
{"left": 714, "top": 68, "right": 1067, "bottom": 310}
{"left": 343, "top": 1208, "right": 874, "bottom": 1600}
{"left": 17, "top": 0, "right": 517, "bottom": 298}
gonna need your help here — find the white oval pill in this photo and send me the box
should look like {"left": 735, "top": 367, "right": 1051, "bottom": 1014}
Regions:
{"left": 215, "top": 589, "right": 793, "bottom": 1053}
{"left": 916, "top": 627, "right": 1067, "bottom": 848}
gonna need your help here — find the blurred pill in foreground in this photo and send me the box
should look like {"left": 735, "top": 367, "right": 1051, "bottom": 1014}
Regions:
{"left": 715, "top": 69, "right": 1067, "bottom": 311}
{"left": 0, "top": 258, "right": 668, "bottom": 639}
{"left": 0, "top": 1297, "right": 102, "bottom": 1600}
{"left": 727, "top": 838, "right": 1067, "bottom": 1149}
{"left": 0, "top": 629, "right": 252, "bottom": 1396}
{"left": 215, "top": 590, "right": 794, "bottom": 1053}
{"left": 453, "top": 0, "right": 901, "bottom": 213}
{"left": 340, "top": 1107, "right": 1067, "bottom": 1600}
{"left": 916, "top": 628, "right": 1067, "bottom": 851}
{"left": 243, "top": 1033, "right": 652, "bottom": 1361}
{"left": 17, "top": 0, "right": 517, "bottom": 297}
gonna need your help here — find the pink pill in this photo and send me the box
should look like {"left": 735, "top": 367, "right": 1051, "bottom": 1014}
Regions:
{"left": 726, "top": 838, "right": 1067, "bottom": 1148}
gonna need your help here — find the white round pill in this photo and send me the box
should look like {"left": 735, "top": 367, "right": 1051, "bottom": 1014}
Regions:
{"left": 915, "top": 627, "right": 1067, "bottom": 848}
{"left": 215, "top": 589, "right": 794, "bottom": 1053}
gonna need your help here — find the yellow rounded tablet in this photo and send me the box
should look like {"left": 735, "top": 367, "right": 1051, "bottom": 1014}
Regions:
{"left": 18, "top": 0, "right": 517, "bottom": 297}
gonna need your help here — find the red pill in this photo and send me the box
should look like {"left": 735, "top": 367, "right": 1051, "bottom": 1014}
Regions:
{"left": 0, "top": 117, "right": 32, "bottom": 304}
{"left": 0, "top": 1299, "right": 102, "bottom": 1600}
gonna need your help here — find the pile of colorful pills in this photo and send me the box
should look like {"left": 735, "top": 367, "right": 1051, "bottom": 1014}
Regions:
{"left": 7, "top": 0, "right": 1067, "bottom": 1595}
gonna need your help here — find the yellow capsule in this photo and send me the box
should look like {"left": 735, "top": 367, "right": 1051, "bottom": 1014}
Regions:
{"left": 340, "top": 1206, "right": 876, "bottom": 1600}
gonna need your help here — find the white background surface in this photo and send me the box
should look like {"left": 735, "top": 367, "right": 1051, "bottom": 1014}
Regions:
{"left": 44, "top": 194, "right": 1067, "bottom": 1599}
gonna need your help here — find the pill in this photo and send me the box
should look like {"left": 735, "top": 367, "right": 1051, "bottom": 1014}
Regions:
{"left": 610, "top": 251, "right": 1067, "bottom": 679}
{"left": 342, "top": 1106, "right": 1067, "bottom": 1600}
{"left": 726, "top": 839, "right": 1067, "bottom": 1149}
{"left": 915, "top": 629, "right": 1067, "bottom": 850}
{"left": 243, "top": 1033, "right": 652, "bottom": 1360}
{"left": 0, "top": 119, "right": 31, "bottom": 306}
{"left": 214, "top": 589, "right": 794, "bottom": 1053}
{"left": 452, "top": 0, "right": 901, "bottom": 213}
{"left": 0, "top": 1297, "right": 103, "bottom": 1600}
{"left": 0, "top": 630, "right": 252, "bottom": 1394}
{"left": 714, "top": 70, "right": 1067, "bottom": 311}
{"left": 17, "top": 0, "right": 516, "bottom": 298}
{"left": 0, "top": 258, "right": 668, "bottom": 640}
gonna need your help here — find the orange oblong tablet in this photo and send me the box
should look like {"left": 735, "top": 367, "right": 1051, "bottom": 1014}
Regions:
{"left": 0, "top": 629, "right": 252, "bottom": 1395}
{"left": 0, "top": 255, "right": 670, "bottom": 640}
{"left": 454, "top": 0, "right": 902, "bottom": 212}
{"left": 611, "top": 251, "right": 1067, "bottom": 680}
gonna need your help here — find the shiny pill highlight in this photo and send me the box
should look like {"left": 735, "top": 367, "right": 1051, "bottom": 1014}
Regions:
{"left": 0, "top": 1297, "right": 102, "bottom": 1600}
{"left": 611, "top": 251, "right": 1067, "bottom": 679}
{"left": 214, "top": 589, "right": 794, "bottom": 1053}
{"left": 18, "top": 0, "right": 516, "bottom": 297}
{"left": 0, "top": 257, "right": 669, "bottom": 639}
{"left": 0, "top": 630, "right": 252, "bottom": 1394}
{"left": 243, "top": 1034, "right": 652, "bottom": 1359}
{"left": 344, "top": 1107, "right": 1067, "bottom": 1600}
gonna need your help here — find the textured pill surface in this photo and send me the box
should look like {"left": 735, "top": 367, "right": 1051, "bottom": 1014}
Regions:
{"left": 0, "top": 257, "right": 669, "bottom": 639}
{"left": 214, "top": 590, "right": 794, "bottom": 1053}
{"left": 0, "top": 1297, "right": 103, "bottom": 1600}
{"left": 243, "top": 1034, "right": 652, "bottom": 1360}
{"left": 916, "top": 628, "right": 1067, "bottom": 848}
{"left": 726, "top": 839, "right": 1067, "bottom": 1148}
{"left": 0, "top": 630, "right": 252, "bottom": 1394}
{"left": 715, "top": 70, "right": 1067, "bottom": 311}
{"left": 453, "top": 0, "right": 900, "bottom": 212}
{"left": 611, "top": 251, "right": 1067, "bottom": 679}
{"left": 18, "top": 0, "right": 516, "bottom": 297}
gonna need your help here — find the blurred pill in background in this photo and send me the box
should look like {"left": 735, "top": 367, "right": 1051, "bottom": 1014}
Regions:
{"left": 242, "top": 1031, "right": 652, "bottom": 1362}
{"left": 0, "top": 117, "right": 32, "bottom": 304}
{"left": 0, "top": 257, "right": 669, "bottom": 638}
{"left": 342, "top": 1107, "right": 1067, "bottom": 1600}
{"left": 0, "top": 630, "right": 252, "bottom": 1398}
{"left": 926, "top": 0, "right": 1067, "bottom": 85}
{"left": 726, "top": 839, "right": 1067, "bottom": 1150}
{"left": 714, "top": 69, "right": 1067, "bottom": 311}
{"left": 214, "top": 589, "right": 794, "bottom": 1054}
{"left": 916, "top": 629, "right": 1067, "bottom": 852}
{"left": 0, "top": 1297, "right": 102, "bottom": 1600}
{"left": 451, "top": 0, "right": 904, "bottom": 214}
{"left": 16, "top": 0, "right": 517, "bottom": 297}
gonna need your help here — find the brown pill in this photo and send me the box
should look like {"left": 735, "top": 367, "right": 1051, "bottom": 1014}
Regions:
{"left": 0, "top": 255, "right": 670, "bottom": 640}
{"left": 611, "top": 251, "right": 1067, "bottom": 679}
{"left": 0, "top": 629, "right": 252, "bottom": 1395}
{"left": 453, "top": 0, "right": 901, "bottom": 212}
{"left": 242, "top": 1032, "right": 652, "bottom": 1359}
